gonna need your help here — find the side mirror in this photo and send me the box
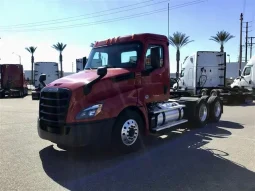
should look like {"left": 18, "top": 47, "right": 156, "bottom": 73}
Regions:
{"left": 39, "top": 74, "right": 46, "bottom": 87}
{"left": 150, "top": 47, "right": 160, "bottom": 69}
{"left": 84, "top": 67, "right": 107, "bottom": 95}
{"left": 97, "top": 67, "right": 107, "bottom": 77}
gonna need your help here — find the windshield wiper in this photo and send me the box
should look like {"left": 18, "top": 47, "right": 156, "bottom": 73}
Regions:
{"left": 104, "top": 65, "right": 116, "bottom": 68}
{"left": 84, "top": 67, "right": 97, "bottom": 70}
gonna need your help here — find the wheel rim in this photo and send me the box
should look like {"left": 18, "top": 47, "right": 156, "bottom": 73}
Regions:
{"left": 214, "top": 101, "right": 221, "bottom": 118}
{"left": 199, "top": 103, "right": 208, "bottom": 122}
{"left": 121, "top": 119, "right": 139, "bottom": 146}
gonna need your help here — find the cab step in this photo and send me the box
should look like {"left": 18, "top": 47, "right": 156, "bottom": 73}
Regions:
{"left": 152, "top": 119, "right": 188, "bottom": 132}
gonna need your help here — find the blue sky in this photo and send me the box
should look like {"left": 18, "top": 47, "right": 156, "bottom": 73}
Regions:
{"left": 0, "top": 0, "right": 254, "bottom": 73}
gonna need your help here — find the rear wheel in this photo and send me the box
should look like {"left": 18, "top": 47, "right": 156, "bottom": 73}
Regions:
{"left": 201, "top": 89, "right": 209, "bottom": 96}
{"left": 192, "top": 98, "right": 209, "bottom": 128}
{"left": 0, "top": 91, "right": 4, "bottom": 98}
{"left": 207, "top": 96, "right": 222, "bottom": 122}
{"left": 111, "top": 110, "right": 143, "bottom": 153}
{"left": 210, "top": 89, "right": 220, "bottom": 97}
{"left": 244, "top": 95, "right": 253, "bottom": 104}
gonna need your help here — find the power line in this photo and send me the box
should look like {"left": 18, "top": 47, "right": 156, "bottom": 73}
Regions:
{"left": 0, "top": 0, "right": 154, "bottom": 28}
{"left": 0, "top": 0, "right": 206, "bottom": 33}
{"left": 0, "top": 0, "right": 170, "bottom": 29}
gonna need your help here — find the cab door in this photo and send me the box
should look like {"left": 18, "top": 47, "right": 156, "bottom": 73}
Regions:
{"left": 141, "top": 43, "right": 169, "bottom": 103}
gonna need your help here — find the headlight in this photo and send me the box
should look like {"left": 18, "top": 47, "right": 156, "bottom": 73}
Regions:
{"left": 76, "top": 104, "right": 103, "bottom": 120}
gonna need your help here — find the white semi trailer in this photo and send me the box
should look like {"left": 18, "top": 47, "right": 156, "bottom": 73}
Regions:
{"left": 172, "top": 51, "right": 253, "bottom": 104}
{"left": 34, "top": 62, "right": 59, "bottom": 88}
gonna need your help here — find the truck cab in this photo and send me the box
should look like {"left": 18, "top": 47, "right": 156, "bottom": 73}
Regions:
{"left": 37, "top": 34, "right": 223, "bottom": 152}
{"left": 173, "top": 53, "right": 196, "bottom": 92}
{"left": 230, "top": 55, "right": 255, "bottom": 90}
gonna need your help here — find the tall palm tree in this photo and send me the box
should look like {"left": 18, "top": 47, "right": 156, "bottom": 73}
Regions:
{"left": 168, "top": 32, "right": 194, "bottom": 78}
{"left": 52, "top": 42, "right": 67, "bottom": 77}
{"left": 209, "top": 31, "right": 234, "bottom": 52}
{"left": 90, "top": 41, "right": 96, "bottom": 47}
{"left": 25, "top": 46, "right": 37, "bottom": 85}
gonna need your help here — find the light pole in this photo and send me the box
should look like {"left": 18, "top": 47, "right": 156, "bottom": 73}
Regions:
{"left": 12, "top": 52, "right": 21, "bottom": 64}
{"left": 227, "top": 54, "right": 230, "bottom": 63}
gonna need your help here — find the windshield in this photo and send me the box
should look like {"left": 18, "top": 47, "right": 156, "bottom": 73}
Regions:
{"left": 242, "top": 66, "right": 252, "bottom": 76}
{"left": 85, "top": 42, "right": 142, "bottom": 69}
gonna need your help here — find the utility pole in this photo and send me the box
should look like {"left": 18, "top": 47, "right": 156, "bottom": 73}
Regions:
{"left": 168, "top": 3, "right": 169, "bottom": 38}
{"left": 249, "top": 37, "right": 255, "bottom": 58}
{"left": 239, "top": 13, "right": 243, "bottom": 76}
{"left": 245, "top": 22, "right": 248, "bottom": 62}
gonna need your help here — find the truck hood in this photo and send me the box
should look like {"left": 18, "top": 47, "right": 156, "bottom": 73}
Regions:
{"left": 46, "top": 68, "right": 132, "bottom": 90}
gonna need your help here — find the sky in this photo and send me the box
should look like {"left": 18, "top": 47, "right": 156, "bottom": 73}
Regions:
{"left": 0, "top": 0, "right": 254, "bottom": 73}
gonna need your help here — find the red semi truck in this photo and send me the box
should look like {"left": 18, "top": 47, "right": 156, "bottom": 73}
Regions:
{"left": 37, "top": 33, "right": 223, "bottom": 152}
{"left": 0, "top": 64, "right": 28, "bottom": 98}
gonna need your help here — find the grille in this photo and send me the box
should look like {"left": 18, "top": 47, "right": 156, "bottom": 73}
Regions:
{"left": 39, "top": 88, "right": 71, "bottom": 133}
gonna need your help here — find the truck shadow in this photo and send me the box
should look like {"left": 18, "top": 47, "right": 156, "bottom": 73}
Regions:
{"left": 225, "top": 102, "right": 255, "bottom": 107}
{"left": 39, "top": 120, "right": 255, "bottom": 191}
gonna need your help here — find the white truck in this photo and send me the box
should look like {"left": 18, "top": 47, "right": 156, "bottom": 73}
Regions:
{"left": 172, "top": 51, "right": 253, "bottom": 104}
{"left": 230, "top": 55, "right": 255, "bottom": 96}
{"left": 34, "top": 62, "right": 59, "bottom": 88}
{"left": 76, "top": 57, "right": 87, "bottom": 73}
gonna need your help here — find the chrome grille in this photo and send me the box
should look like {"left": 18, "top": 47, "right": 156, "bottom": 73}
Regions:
{"left": 39, "top": 88, "right": 71, "bottom": 132}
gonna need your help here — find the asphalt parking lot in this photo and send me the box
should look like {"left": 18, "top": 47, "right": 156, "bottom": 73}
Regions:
{"left": 0, "top": 96, "right": 255, "bottom": 191}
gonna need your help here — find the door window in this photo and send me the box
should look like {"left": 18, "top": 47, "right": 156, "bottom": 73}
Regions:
{"left": 243, "top": 67, "right": 251, "bottom": 76}
{"left": 121, "top": 51, "right": 137, "bottom": 66}
{"left": 145, "top": 45, "right": 164, "bottom": 70}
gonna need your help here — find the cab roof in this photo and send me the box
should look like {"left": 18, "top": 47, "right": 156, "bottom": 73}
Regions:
{"left": 93, "top": 33, "right": 168, "bottom": 48}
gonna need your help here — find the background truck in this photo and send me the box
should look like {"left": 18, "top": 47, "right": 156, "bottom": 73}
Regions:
{"left": 230, "top": 55, "right": 255, "bottom": 97}
{"left": 0, "top": 64, "right": 28, "bottom": 98}
{"left": 34, "top": 62, "right": 59, "bottom": 88}
{"left": 172, "top": 51, "right": 253, "bottom": 104}
{"left": 76, "top": 57, "right": 87, "bottom": 73}
{"left": 32, "top": 62, "right": 59, "bottom": 100}
{"left": 37, "top": 33, "right": 223, "bottom": 153}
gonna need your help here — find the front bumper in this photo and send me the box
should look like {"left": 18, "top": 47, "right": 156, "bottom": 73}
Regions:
{"left": 37, "top": 118, "right": 116, "bottom": 147}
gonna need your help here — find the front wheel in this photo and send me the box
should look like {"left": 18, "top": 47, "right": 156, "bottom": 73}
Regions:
{"left": 111, "top": 110, "right": 143, "bottom": 153}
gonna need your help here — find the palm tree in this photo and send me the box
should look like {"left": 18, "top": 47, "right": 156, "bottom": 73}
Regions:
{"left": 90, "top": 41, "right": 96, "bottom": 48}
{"left": 52, "top": 42, "right": 67, "bottom": 77}
{"left": 25, "top": 46, "right": 37, "bottom": 85}
{"left": 168, "top": 32, "right": 194, "bottom": 78}
{"left": 210, "top": 31, "right": 234, "bottom": 52}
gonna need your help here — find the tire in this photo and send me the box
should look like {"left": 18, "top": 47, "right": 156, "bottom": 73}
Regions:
{"left": 111, "top": 110, "right": 144, "bottom": 153}
{"left": 207, "top": 96, "right": 222, "bottom": 123}
{"left": 0, "top": 91, "right": 4, "bottom": 98}
{"left": 210, "top": 89, "right": 220, "bottom": 97}
{"left": 19, "top": 91, "right": 23, "bottom": 98}
{"left": 243, "top": 95, "right": 253, "bottom": 104}
{"left": 192, "top": 98, "right": 209, "bottom": 128}
{"left": 201, "top": 89, "right": 209, "bottom": 96}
